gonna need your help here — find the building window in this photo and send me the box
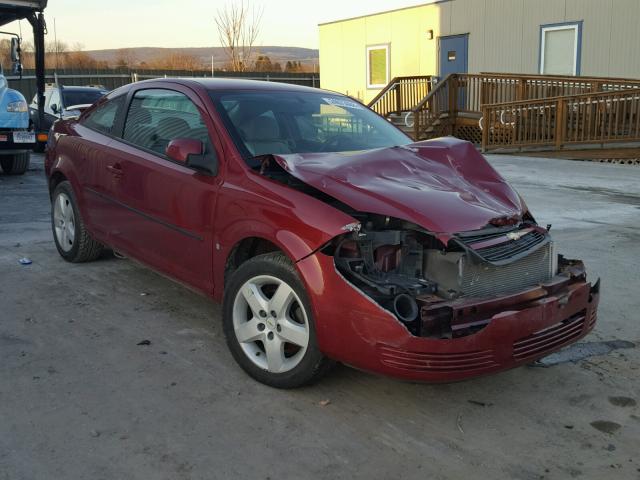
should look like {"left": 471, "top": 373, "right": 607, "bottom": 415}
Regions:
{"left": 540, "top": 22, "right": 582, "bottom": 76}
{"left": 366, "top": 44, "right": 389, "bottom": 89}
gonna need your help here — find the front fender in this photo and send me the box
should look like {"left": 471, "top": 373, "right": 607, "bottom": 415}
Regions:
{"left": 212, "top": 219, "right": 344, "bottom": 302}
{"left": 212, "top": 174, "right": 358, "bottom": 300}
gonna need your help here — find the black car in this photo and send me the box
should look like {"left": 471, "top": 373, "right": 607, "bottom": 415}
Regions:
{"left": 29, "top": 84, "right": 108, "bottom": 151}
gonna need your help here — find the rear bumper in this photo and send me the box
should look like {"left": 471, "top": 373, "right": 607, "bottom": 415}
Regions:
{"left": 298, "top": 252, "right": 599, "bottom": 382}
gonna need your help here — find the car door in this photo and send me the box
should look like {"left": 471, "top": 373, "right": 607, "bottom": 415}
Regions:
{"left": 104, "top": 86, "right": 220, "bottom": 293}
{"left": 70, "top": 94, "right": 128, "bottom": 241}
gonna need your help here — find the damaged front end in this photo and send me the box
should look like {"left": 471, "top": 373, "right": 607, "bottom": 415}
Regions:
{"left": 324, "top": 214, "right": 597, "bottom": 341}
{"left": 255, "top": 143, "right": 599, "bottom": 377}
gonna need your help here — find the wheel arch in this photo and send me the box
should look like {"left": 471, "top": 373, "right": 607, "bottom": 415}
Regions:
{"left": 216, "top": 223, "right": 326, "bottom": 301}
{"left": 224, "top": 236, "right": 282, "bottom": 286}
{"left": 49, "top": 170, "right": 68, "bottom": 197}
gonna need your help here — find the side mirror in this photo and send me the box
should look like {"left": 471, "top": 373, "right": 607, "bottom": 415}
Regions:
{"left": 166, "top": 138, "right": 218, "bottom": 175}
{"left": 10, "top": 38, "right": 22, "bottom": 78}
{"left": 10, "top": 37, "right": 20, "bottom": 63}
{"left": 166, "top": 138, "right": 203, "bottom": 164}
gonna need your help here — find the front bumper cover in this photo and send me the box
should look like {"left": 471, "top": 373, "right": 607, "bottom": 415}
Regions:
{"left": 298, "top": 252, "right": 599, "bottom": 382}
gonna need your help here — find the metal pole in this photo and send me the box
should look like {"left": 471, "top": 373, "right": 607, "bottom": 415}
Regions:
{"left": 28, "top": 12, "right": 46, "bottom": 130}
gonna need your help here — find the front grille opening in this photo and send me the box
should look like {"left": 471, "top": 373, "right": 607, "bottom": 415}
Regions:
{"left": 460, "top": 243, "right": 555, "bottom": 298}
{"left": 474, "top": 230, "right": 547, "bottom": 262}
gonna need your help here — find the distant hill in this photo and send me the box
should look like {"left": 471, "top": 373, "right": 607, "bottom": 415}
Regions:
{"left": 84, "top": 46, "right": 319, "bottom": 69}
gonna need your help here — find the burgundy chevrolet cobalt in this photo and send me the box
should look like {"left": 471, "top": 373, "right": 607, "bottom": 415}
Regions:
{"left": 45, "top": 79, "right": 599, "bottom": 388}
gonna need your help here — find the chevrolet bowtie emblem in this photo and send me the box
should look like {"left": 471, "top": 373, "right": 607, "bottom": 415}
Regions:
{"left": 507, "top": 231, "right": 525, "bottom": 241}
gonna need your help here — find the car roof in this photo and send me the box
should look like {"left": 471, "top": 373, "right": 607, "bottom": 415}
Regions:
{"left": 132, "top": 77, "right": 330, "bottom": 95}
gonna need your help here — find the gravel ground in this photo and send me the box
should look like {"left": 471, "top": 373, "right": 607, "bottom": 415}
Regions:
{"left": 0, "top": 153, "right": 639, "bottom": 480}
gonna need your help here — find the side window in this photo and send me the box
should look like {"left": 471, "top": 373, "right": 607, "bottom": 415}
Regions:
{"left": 123, "top": 88, "right": 214, "bottom": 160}
{"left": 81, "top": 96, "right": 125, "bottom": 135}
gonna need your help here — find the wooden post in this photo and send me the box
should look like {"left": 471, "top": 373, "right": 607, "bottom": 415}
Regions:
{"left": 448, "top": 75, "right": 458, "bottom": 135}
{"left": 395, "top": 82, "right": 402, "bottom": 115}
{"left": 555, "top": 98, "right": 567, "bottom": 149}
{"left": 517, "top": 77, "right": 526, "bottom": 101}
{"left": 481, "top": 106, "right": 489, "bottom": 152}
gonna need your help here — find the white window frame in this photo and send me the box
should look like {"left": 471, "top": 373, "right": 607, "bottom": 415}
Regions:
{"left": 540, "top": 24, "right": 580, "bottom": 76}
{"left": 366, "top": 44, "right": 390, "bottom": 89}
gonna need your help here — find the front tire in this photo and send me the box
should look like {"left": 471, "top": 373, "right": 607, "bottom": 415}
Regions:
{"left": 0, "top": 152, "right": 30, "bottom": 175}
{"left": 51, "top": 181, "right": 103, "bottom": 263}
{"left": 223, "top": 252, "right": 334, "bottom": 388}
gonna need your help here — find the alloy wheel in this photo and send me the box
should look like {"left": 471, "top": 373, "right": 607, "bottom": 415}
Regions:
{"left": 53, "top": 192, "right": 76, "bottom": 252}
{"left": 232, "top": 275, "right": 310, "bottom": 374}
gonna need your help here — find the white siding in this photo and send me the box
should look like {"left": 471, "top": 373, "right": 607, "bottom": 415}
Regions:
{"left": 319, "top": 0, "right": 640, "bottom": 98}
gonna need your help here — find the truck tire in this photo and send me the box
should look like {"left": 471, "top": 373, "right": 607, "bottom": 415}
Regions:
{"left": 0, "top": 152, "right": 30, "bottom": 175}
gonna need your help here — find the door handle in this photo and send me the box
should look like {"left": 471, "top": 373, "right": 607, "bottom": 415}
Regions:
{"left": 107, "top": 164, "right": 123, "bottom": 177}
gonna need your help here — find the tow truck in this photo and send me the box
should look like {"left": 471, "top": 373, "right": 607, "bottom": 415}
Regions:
{"left": 0, "top": 1, "right": 47, "bottom": 175}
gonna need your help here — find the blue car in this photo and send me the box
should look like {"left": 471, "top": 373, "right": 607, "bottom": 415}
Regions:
{"left": 0, "top": 70, "right": 34, "bottom": 175}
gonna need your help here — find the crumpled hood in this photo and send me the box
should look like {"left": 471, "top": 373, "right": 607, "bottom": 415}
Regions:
{"left": 273, "top": 137, "right": 525, "bottom": 236}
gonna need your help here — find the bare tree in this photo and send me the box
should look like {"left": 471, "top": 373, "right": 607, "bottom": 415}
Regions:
{"left": 214, "top": 1, "right": 263, "bottom": 72}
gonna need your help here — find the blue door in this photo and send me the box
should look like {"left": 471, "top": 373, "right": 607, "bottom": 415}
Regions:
{"left": 439, "top": 34, "right": 469, "bottom": 77}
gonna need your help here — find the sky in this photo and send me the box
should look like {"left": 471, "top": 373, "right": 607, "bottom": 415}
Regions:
{"left": 3, "top": 0, "right": 428, "bottom": 51}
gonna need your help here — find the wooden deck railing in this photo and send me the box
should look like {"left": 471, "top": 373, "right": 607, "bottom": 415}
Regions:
{"left": 400, "top": 73, "right": 640, "bottom": 143}
{"left": 367, "top": 76, "right": 433, "bottom": 117}
{"left": 370, "top": 72, "right": 640, "bottom": 150}
{"left": 481, "top": 89, "right": 640, "bottom": 151}
{"left": 479, "top": 72, "right": 640, "bottom": 103}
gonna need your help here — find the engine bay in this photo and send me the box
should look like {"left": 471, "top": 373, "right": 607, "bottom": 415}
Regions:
{"left": 322, "top": 215, "right": 579, "bottom": 340}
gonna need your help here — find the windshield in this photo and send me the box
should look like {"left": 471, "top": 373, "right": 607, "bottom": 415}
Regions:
{"left": 63, "top": 90, "right": 106, "bottom": 108}
{"left": 210, "top": 91, "right": 411, "bottom": 164}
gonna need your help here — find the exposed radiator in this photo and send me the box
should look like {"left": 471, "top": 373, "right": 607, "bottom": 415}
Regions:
{"left": 460, "top": 243, "right": 555, "bottom": 298}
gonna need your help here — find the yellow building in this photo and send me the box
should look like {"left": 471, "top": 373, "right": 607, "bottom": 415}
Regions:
{"left": 319, "top": 0, "right": 640, "bottom": 103}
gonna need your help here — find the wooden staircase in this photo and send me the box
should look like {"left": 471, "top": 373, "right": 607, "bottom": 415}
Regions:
{"left": 368, "top": 73, "right": 640, "bottom": 158}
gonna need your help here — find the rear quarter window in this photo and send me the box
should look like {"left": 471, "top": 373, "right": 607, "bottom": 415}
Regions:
{"left": 80, "top": 96, "right": 125, "bottom": 135}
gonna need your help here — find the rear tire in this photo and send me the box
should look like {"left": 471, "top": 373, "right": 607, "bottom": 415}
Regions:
{"left": 0, "top": 152, "right": 30, "bottom": 175}
{"left": 51, "top": 181, "right": 103, "bottom": 263}
{"left": 223, "top": 252, "right": 334, "bottom": 388}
